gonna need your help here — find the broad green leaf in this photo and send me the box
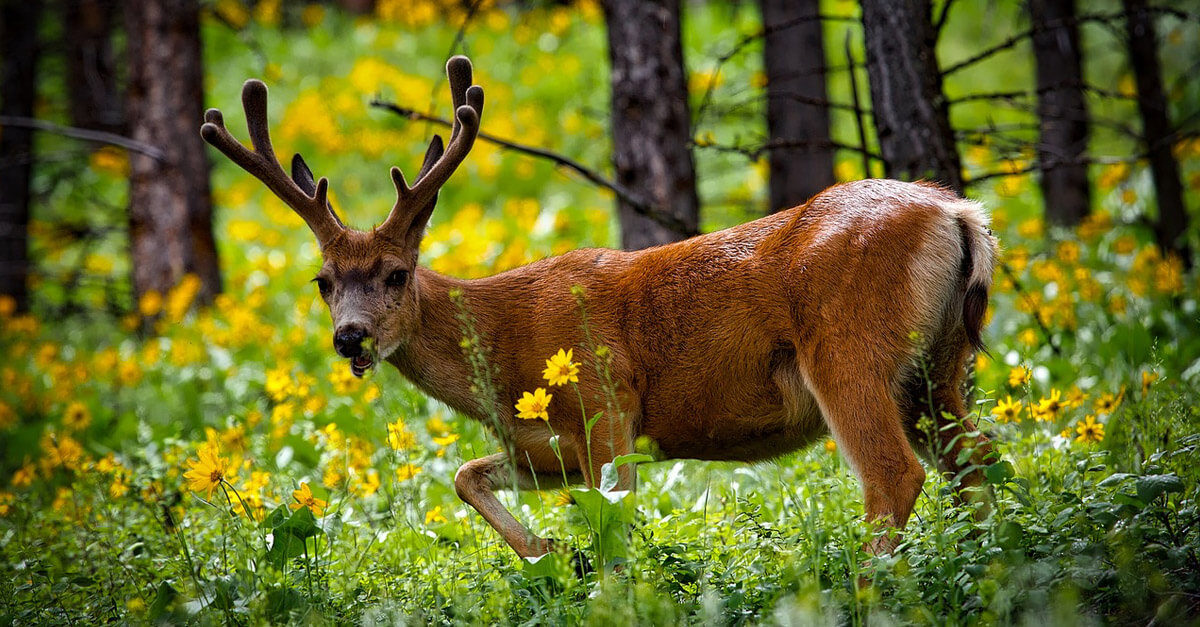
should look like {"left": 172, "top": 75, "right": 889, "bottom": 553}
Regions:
{"left": 1135, "top": 474, "right": 1183, "bottom": 504}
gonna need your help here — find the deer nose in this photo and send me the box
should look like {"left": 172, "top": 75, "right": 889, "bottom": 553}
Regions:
{"left": 334, "top": 325, "right": 368, "bottom": 358}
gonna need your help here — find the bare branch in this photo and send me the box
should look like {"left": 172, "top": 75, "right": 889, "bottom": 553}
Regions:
{"left": 368, "top": 99, "right": 701, "bottom": 237}
{"left": 0, "top": 115, "right": 167, "bottom": 161}
{"left": 697, "top": 137, "right": 882, "bottom": 162}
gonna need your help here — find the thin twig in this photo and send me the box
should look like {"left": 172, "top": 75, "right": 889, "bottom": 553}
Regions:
{"left": 942, "top": 12, "right": 1123, "bottom": 77}
{"left": 0, "top": 115, "right": 167, "bottom": 161}
{"left": 845, "top": 29, "right": 872, "bottom": 179}
{"left": 368, "top": 99, "right": 703, "bottom": 236}
{"left": 933, "top": 0, "right": 957, "bottom": 39}
{"left": 998, "top": 261, "right": 1063, "bottom": 357}
{"left": 699, "top": 137, "right": 882, "bottom": 162}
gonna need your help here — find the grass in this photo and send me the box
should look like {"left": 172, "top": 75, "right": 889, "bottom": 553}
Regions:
{"left": 2, "top": 1, "right": 1199, "bottom": 624}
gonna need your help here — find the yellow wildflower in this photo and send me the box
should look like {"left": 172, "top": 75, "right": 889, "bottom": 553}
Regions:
{"left": 1142, "top": 370, "right": 1159, "bottom": 395}
{"left": 426, "top": 414, "right": 451, "bottom": 436}
{"left": 353, "top": 470, "right": 381, "bottom": 498}
{"left": 1033, "top": 389, "right": 1064, "bottom": 422}
{"left": 1074, "top": 415, "right": 1105, "bottom": 444}
{"left": 542, "top": 348, "right": 580, "bottom": 387}
{"left": 265, "top": 365, "right": 294, "bottom": 402}
{"left": 992, "top": 395, "right": 1023, "bottom": 423}
{"left": 824, "top": 439, "right": 837, "bottom": 453}
{"left": 515, "top": 388, "right": 552, "bottom": 421}
{"left": 395, "top": 463, "right": 422, "bottom": 482}
{"left": 387, "top": 419, "right": 415, "bottom": 451}
{"left": 138, "top": 290, "right": 163, "bottom": 317}
{"left": 12, "top": 463, "right": 36, "bottom": 488}
{"left": 1094, "top": 391, "right": 1123, "bottom": 415}
{"left": 184, "top": 442, "right": 230, "bottom": 500}
{"left": 1064, "top": 386, "right": 1086, "bottom": 409}
{"left": 425, "top": 505, "right": 447, "bottom": 525}
{"left": 432, "top": 433, "right": 459, "bottom": 448}
{"left": 109, "top": 475, "right": 130, "bottom": 499}
{"left": 0, "top": 492, "right": 13, "bottom": 516}
{"left": 41, "top": 431, "right": 84, "bottom": 471}
{"left": 291, "top": 482, "right": 327, "bottom": 517}
{"left": 62, "top": 402, "right": 91, "bottom": 431}
{"left": 1008, "top": 366, "right": 1032, "bottom": 388}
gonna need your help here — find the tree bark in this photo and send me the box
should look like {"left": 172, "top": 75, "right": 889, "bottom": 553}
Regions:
{"left": 860, "top": 0, "right": 963, "bottom": 193}
{"left": 1030, "top": 0, "right": 1091, "bottom": 226}
{"left": 758, "top": 0, "right": 835, "bottom": 212}
{"left": 125, "top": 0, "right": 221, "bottom": 307}
{"left": 64, "top": 0, "right": 124, "bottom": 134}
{"left": 603, "top": 0, "right": 700, "bottom": 250}
{"left": 0, "top": 0, "right": 41, "bottom": 313}
{"left": 1122, "top": 0, "right": 1190, "bottom": 265}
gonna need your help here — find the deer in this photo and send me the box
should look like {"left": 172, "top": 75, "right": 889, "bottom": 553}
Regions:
{"left": 201, "top": 55, "right": 999, "bottom": 560}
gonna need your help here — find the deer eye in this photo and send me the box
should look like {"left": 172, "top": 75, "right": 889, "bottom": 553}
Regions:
{"left": 314, "top": 277, "right": 331, "bottom": 296}
{"left": 385, "top": 270, "right": 409, "bottom": 288}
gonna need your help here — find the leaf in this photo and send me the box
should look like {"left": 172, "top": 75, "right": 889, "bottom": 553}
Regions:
{"left": 149, "top": 581, "right": 178, "bottom": 621}
{"left": 587, "top": 411, "right": 603, "bottom": 431}
{"left": 611, "top": 453, "right": 653, "bottom": 468}
{"left": 984, "top": 461, "right": 1015, "bottom": 485}
{"left": 1135, "top": 474, "right": 1183, "bottom": 504}
{"left": 1098, "top": 473, "right": 1133, "bottom": 488}
{"left": 261, "top": 505, "right": 290, "bottom": 530}
{"left": 522, "top": 552, "right": 570, "bottom": 580}
{"left": 265, "top": 507, "right": 323, "bottom": 567}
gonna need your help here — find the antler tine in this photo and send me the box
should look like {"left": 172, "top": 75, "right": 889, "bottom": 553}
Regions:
{"left": 379, "top": 57, "right": 484, "bottom": 241}
{"left": 446, "top": 55, "right": 473, "bottom": 141}
{"left": 200, "top": 79, "right": 344, "bottom": 248}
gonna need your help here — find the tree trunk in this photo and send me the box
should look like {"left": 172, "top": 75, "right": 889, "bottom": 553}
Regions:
{"left": 1030, "top": 0, "right": 1091, "bottom": 226}
{"left": 64, "top": 0, "right": 124, "bottom": 134}
{"left": 603, "top": 0, "right": 700, "bottom": 250}
{"left": 0, "top": 0, "right": 41, "bottom": 313}
{"left": 124, "top": 0, "right": 221, "bottom": 309}
{"left": 860, "top": 0, "right": 963, "bottom": 193}
{"left": 759, "top": 0, "right": 835, "bottom": 212}
{"left": 1122, "top": 0, "right": 1190, "bottom": 265}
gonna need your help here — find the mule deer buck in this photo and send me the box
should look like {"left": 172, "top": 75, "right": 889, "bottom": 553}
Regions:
{"left": 201, "top": 55, "right": 999, "bottom": 558}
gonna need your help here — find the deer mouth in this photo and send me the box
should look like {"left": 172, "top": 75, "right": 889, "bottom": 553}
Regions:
{"left": 349, "top": 338, "right": 377, "bottom": 378}
{"left": 350, "top": 352, "right": 374, "bottom": 377}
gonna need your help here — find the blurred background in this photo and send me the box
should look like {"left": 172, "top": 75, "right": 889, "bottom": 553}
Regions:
{"left": 1, "top": 0, "right": 1199, "bottom": 623}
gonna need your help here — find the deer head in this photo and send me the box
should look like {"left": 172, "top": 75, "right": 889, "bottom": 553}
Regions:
{"left": 201, "top": 56, "right": 484, "bottom": 377}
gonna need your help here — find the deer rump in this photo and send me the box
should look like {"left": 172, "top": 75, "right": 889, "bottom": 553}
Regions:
{"left": 490, "top": 179, "right": 996, "bottom": 467}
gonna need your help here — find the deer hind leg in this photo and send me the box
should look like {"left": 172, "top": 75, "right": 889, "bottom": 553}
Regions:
{"left": 802, "top": 354, "right": 926, "bottom": 554}
{"left": 454, "top": 452, "right": 580, "bottom": 558}
{"left": 903, "top": 329, "right": 995, "bottom": 514}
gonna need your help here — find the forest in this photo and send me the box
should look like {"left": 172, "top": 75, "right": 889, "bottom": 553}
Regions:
{"left": 0, "top": 0, "right": 1198, "bottom": 624}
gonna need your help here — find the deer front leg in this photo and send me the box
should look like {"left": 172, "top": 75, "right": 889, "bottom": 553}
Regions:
{"left": 454, "top": 452, "right": 574, "bottom": 557}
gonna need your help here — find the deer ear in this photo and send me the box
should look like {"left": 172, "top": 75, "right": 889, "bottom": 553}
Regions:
{"left": 399, "top": 137, "right": 445, "bottom": 248}
{"left": 415, "top": 135, "right": 445, "bottom": 183}
{"left": 292, "top": 154, "right": 346, "bottom": 228}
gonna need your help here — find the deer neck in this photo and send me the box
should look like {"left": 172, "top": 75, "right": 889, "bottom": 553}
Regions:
{"left": 385, "top": 267, "right": 498, "bottom": 420}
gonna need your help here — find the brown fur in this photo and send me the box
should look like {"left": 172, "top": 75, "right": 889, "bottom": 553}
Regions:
{"left": 203, "top": 66, "right": 1000, "bottom": 559}
{"left": 299, "top": 179, "right": 1000, "bottom": 558}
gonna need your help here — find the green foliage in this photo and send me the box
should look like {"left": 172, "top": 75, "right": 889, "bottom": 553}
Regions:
{"left": 3, "top": 1, "right": 1200, "bottom": 625}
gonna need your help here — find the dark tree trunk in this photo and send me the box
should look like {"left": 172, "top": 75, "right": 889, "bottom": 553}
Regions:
{"left": 860, "top": 0, "right": 963, "bottom": 192}
{"left": 603, "top": 0, "right": 700, "bottom": 250}
{"left": 759, "top": 0, "right": 835, "bottom": 212}
{"left": 0, "top": 0, "right": 41, "bottom": 313}
{"left": 1030, "top": 0, "right": 1091, "bottom": 226}
{"left": 64, "top": 0, "right": 124, "bottom": 134}
{"left": 1122, "top": 0, "right": 1190, "bottom": 265}
{"left": 125, "top": 0, "right": 221, "bottom": 307}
